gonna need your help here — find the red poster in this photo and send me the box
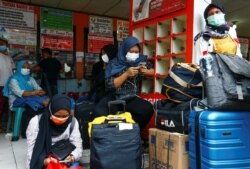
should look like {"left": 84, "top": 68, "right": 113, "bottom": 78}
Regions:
{"left": 88, "top": 34, "right": 113, "bottom": 53}
{"left": 149, "top": 0, "right": 186, "bottom": 18}
{"left": 40, "top": 35, "right": 73, "bottom": 51}
{"left": 132, "top": 0, "right": 186, "bottom": 22}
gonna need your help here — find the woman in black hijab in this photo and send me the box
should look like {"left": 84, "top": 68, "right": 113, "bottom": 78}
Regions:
{"left": 26, "top": 94, "right": 82, "bottom": 169}
{"left": 193, "top": 3, "right": 242, "bottom": 64}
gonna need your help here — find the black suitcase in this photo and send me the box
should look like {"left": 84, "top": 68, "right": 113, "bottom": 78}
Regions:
{"left": 90, "top": 100, "right": 142, "bottom": 169}
{"left": 75, "top": 100, "right": 95, "bottom": 149}
{"left": 155, "top": 99, "right": 199, "bottom": 134}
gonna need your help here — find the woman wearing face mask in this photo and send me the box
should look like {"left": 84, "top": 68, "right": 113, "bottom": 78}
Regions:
{"left": 26, "top": 94, "right": 83, "bottom": 169}
{"left": 94, "top": 36, "right": 154, "bottom": 131}
{"left": 193, "top": 3, "right": 242, "bottom": 64}
{"left": 91, "top": 44, "right": 118, "bottom": 103}
{"left": 3, "top": 60, "right": 49, "bottom": 138}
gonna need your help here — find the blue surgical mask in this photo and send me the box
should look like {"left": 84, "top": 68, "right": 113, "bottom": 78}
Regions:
{"left": 207, "top": 13, "right": 226, "bottom": 26}
{"left": 0, "top": 45, "right": 7, "bottom": 52}
{"left": 21, "top": 68, "right": 30, "bottom": 75}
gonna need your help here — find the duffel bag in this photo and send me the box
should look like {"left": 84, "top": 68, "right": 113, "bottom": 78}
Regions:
{"left": 203, "top": 53, "right": 250, "bottom": 110}
{"left": 155, "top": 99, "right": 199, "bottom": 134}
{"left": 161, "top": 63, "right": 203, "bottom": 103}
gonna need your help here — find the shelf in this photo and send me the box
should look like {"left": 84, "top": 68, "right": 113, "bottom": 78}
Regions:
{"left": 156, "top": 38, "right": 171, "bottom": 56}
{"left": 141, "top": 78, "right": 154, "bottom": 94}
{"left": 143, "top": 41, "right": 156, "bottom": 58}
{"left": 172, "top": 15, "right": 187, "bottom": 34}
{"left": 155, "top": 57, "right": 170, "bottom": 75}
{"left": 144, "top": 24, "right": 156, "bottom": 41}
{"left": 155, "top": 77, "right": 165, "bottom": 93}
{"left": 172, "top": 34, "right": 186, "bottom": 54}
{"left": 157, "top": 20, "right": 171, "bottom": 38}
{"left": 170, "top": 55, "right": 186, "bottom": 67}
{"left": 133, "top": 27, "right": 143, "bottom": 42}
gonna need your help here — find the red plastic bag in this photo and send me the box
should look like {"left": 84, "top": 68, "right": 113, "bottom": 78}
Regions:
{"left": 47, "top": 161, "right": 82, "bottom": 169}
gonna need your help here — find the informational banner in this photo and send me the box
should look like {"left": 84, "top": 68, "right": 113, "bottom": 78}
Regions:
{"left": 2, "top": 28, "right": 36, "bottom": 46}
{"left": 132, "top": 0, "right": 186, "bottom": 22}
{"left": 40, "top": 34, "right": 73, "bottom": 51}
{"left": 0, "top": 0, "right": 35, "bottom": 30}
{"left": 41, "top": 28, "right": 73, "bottom": 37}
{"left": 40, "top": 7, "right": 73, "bottom": 51}
{"left": 117, "top": 20, "right": 129, "bottom": 41}
{"left": 41, "top": 7, "right": 73, "bottom": 32}
{"left": 88, "top": 34, "right": 114, "bottom": 53}
{"left": 89, "top": 15, "right": 113, "bottom": 36}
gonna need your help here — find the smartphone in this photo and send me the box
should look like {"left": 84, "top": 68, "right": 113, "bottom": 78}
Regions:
{"left": 59, "top": 159, "right": 70, "bottom": 163}
{"left": 139, "top": 62, "right": 146, "bottom": 67}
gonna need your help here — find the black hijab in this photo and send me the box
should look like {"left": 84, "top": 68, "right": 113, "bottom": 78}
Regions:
{"left": 30, "top": 94, "right": 72, "bottom": 169}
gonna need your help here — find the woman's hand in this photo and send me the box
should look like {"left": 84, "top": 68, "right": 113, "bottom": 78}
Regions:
{"left": 126, "top": 67, "right": 139, "bottom": 77}
{"left": 139, "top": 65, "right": 147, "bottom": 74}
{"left": 65, "top": 154, "right": 75, "bottom": 164}
{"left": 43, "top": 156, "right": 57, "bottom": 167}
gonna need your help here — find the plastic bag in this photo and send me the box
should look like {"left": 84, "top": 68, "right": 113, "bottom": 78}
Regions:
{"left": 47, "top": 161, "right": 82, "bottom": 169}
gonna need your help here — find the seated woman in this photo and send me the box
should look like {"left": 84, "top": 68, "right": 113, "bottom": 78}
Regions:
{"left": 26, "top": 94, "right": 83, "bottom": 169}
{"left": 91, "top": 44, "right": 117, "bottom": 103}
{"left": 94, "top": 36, "right": 154, "bottom": 131}
{"left": 3, "top": 60, "right": 49, "bottom": 138}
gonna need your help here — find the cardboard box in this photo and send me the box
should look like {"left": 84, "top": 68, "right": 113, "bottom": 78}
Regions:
{"left": 149, "top": 128, "right": 189, "bottom": 169}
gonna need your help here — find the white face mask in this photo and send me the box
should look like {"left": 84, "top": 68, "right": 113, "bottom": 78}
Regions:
{"left": 101, "top": 54, "right": 109, "bottom": 63}
{"left": 207, "top": 13, "right": 225, "bottom": 26}
{"left": 125, "top": 52, "right": 139, "bottom": 61}
{"left": 21, "top": 68, "right": 30, "bottom": 75}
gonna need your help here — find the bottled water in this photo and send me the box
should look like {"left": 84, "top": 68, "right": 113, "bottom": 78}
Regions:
{"left": 201, "top": 53, "right": 214, "bottom": 78}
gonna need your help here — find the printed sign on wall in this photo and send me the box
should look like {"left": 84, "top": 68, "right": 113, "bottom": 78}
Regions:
{"left": 117, "top": 20, "right": 129, "bottom": 41}
{"left": 89, "top": 15, "right": 113, "bottom": 36}
{"left": 0, "top": 0, "right": 35, "bottom": 30}
{"left": 88, "top": 34, "right": 114, "bottom": 53}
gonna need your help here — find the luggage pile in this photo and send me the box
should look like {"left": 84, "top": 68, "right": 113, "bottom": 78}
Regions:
{"left": 149, "top": 63, "right": 203, "bottom": 169}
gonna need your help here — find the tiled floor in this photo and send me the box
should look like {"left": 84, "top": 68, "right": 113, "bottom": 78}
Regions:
{"left": 0, "top": 134, "right": 26, "bottom": 169}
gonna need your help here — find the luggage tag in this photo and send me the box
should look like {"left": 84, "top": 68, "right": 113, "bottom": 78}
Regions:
{"left": 118, "top": 123, "right": 133, "bottom": 130}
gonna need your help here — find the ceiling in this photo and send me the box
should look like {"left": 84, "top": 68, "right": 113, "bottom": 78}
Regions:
{"left": 8, "top": 0, "right": 250, "bottom": 37}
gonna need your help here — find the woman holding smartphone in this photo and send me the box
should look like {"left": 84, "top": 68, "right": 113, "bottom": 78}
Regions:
{"left": 94, "top": 36, "right": 154, "bottom": 131}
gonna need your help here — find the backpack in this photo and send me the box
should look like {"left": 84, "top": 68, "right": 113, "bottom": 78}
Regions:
{"left": 202, "top": 53, "right": 250, "bottom": 110}
{"left": 161, "top": 63, "right": 203, "bottom": 103}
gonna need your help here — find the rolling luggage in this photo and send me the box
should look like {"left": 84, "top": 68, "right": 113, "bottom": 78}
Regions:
{"left": 189, "top": 108, "right": 250, "bottom": 169}
{"left": 74, "top": 100, "right": 95, "bottom": 149}
{"left": 89, "top": 100, "right": 142, "bottom": 169}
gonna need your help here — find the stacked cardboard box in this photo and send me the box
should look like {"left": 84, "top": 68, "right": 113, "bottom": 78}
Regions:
{"left": 149, "top": 128, "right": 189, "bottom": 169}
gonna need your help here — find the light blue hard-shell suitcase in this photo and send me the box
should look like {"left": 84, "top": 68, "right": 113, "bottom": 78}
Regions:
{"left": 189, "top": 108, "right": 250, "bottom": 169}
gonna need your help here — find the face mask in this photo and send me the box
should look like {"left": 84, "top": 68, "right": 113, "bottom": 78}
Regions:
{"left": 207, "top": 13, "right": 225, "bottom": 26}
{"left": 0, "top": 45, "right": 7, "bottom": 52}
{"left": 125, "top": 52, "right": 139, "bottom": 61}
{"left": 49, "top": 104, "right": 69, "bottom": 125}
{"left": 50, "top": 115, "right": 69, "bottom": 125}
{"left": 21, "top": 68, "right": 30, "bottom": 75}
{"left": 101, "top": 54, "right": 109, "bottom": 63}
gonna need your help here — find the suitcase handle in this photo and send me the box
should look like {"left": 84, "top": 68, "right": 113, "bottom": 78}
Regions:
{"left": 108, "top": 100, "right": 126, "bottom": 114}
{"left": 104, "top": 117, "right": 126, "bottom": 124}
